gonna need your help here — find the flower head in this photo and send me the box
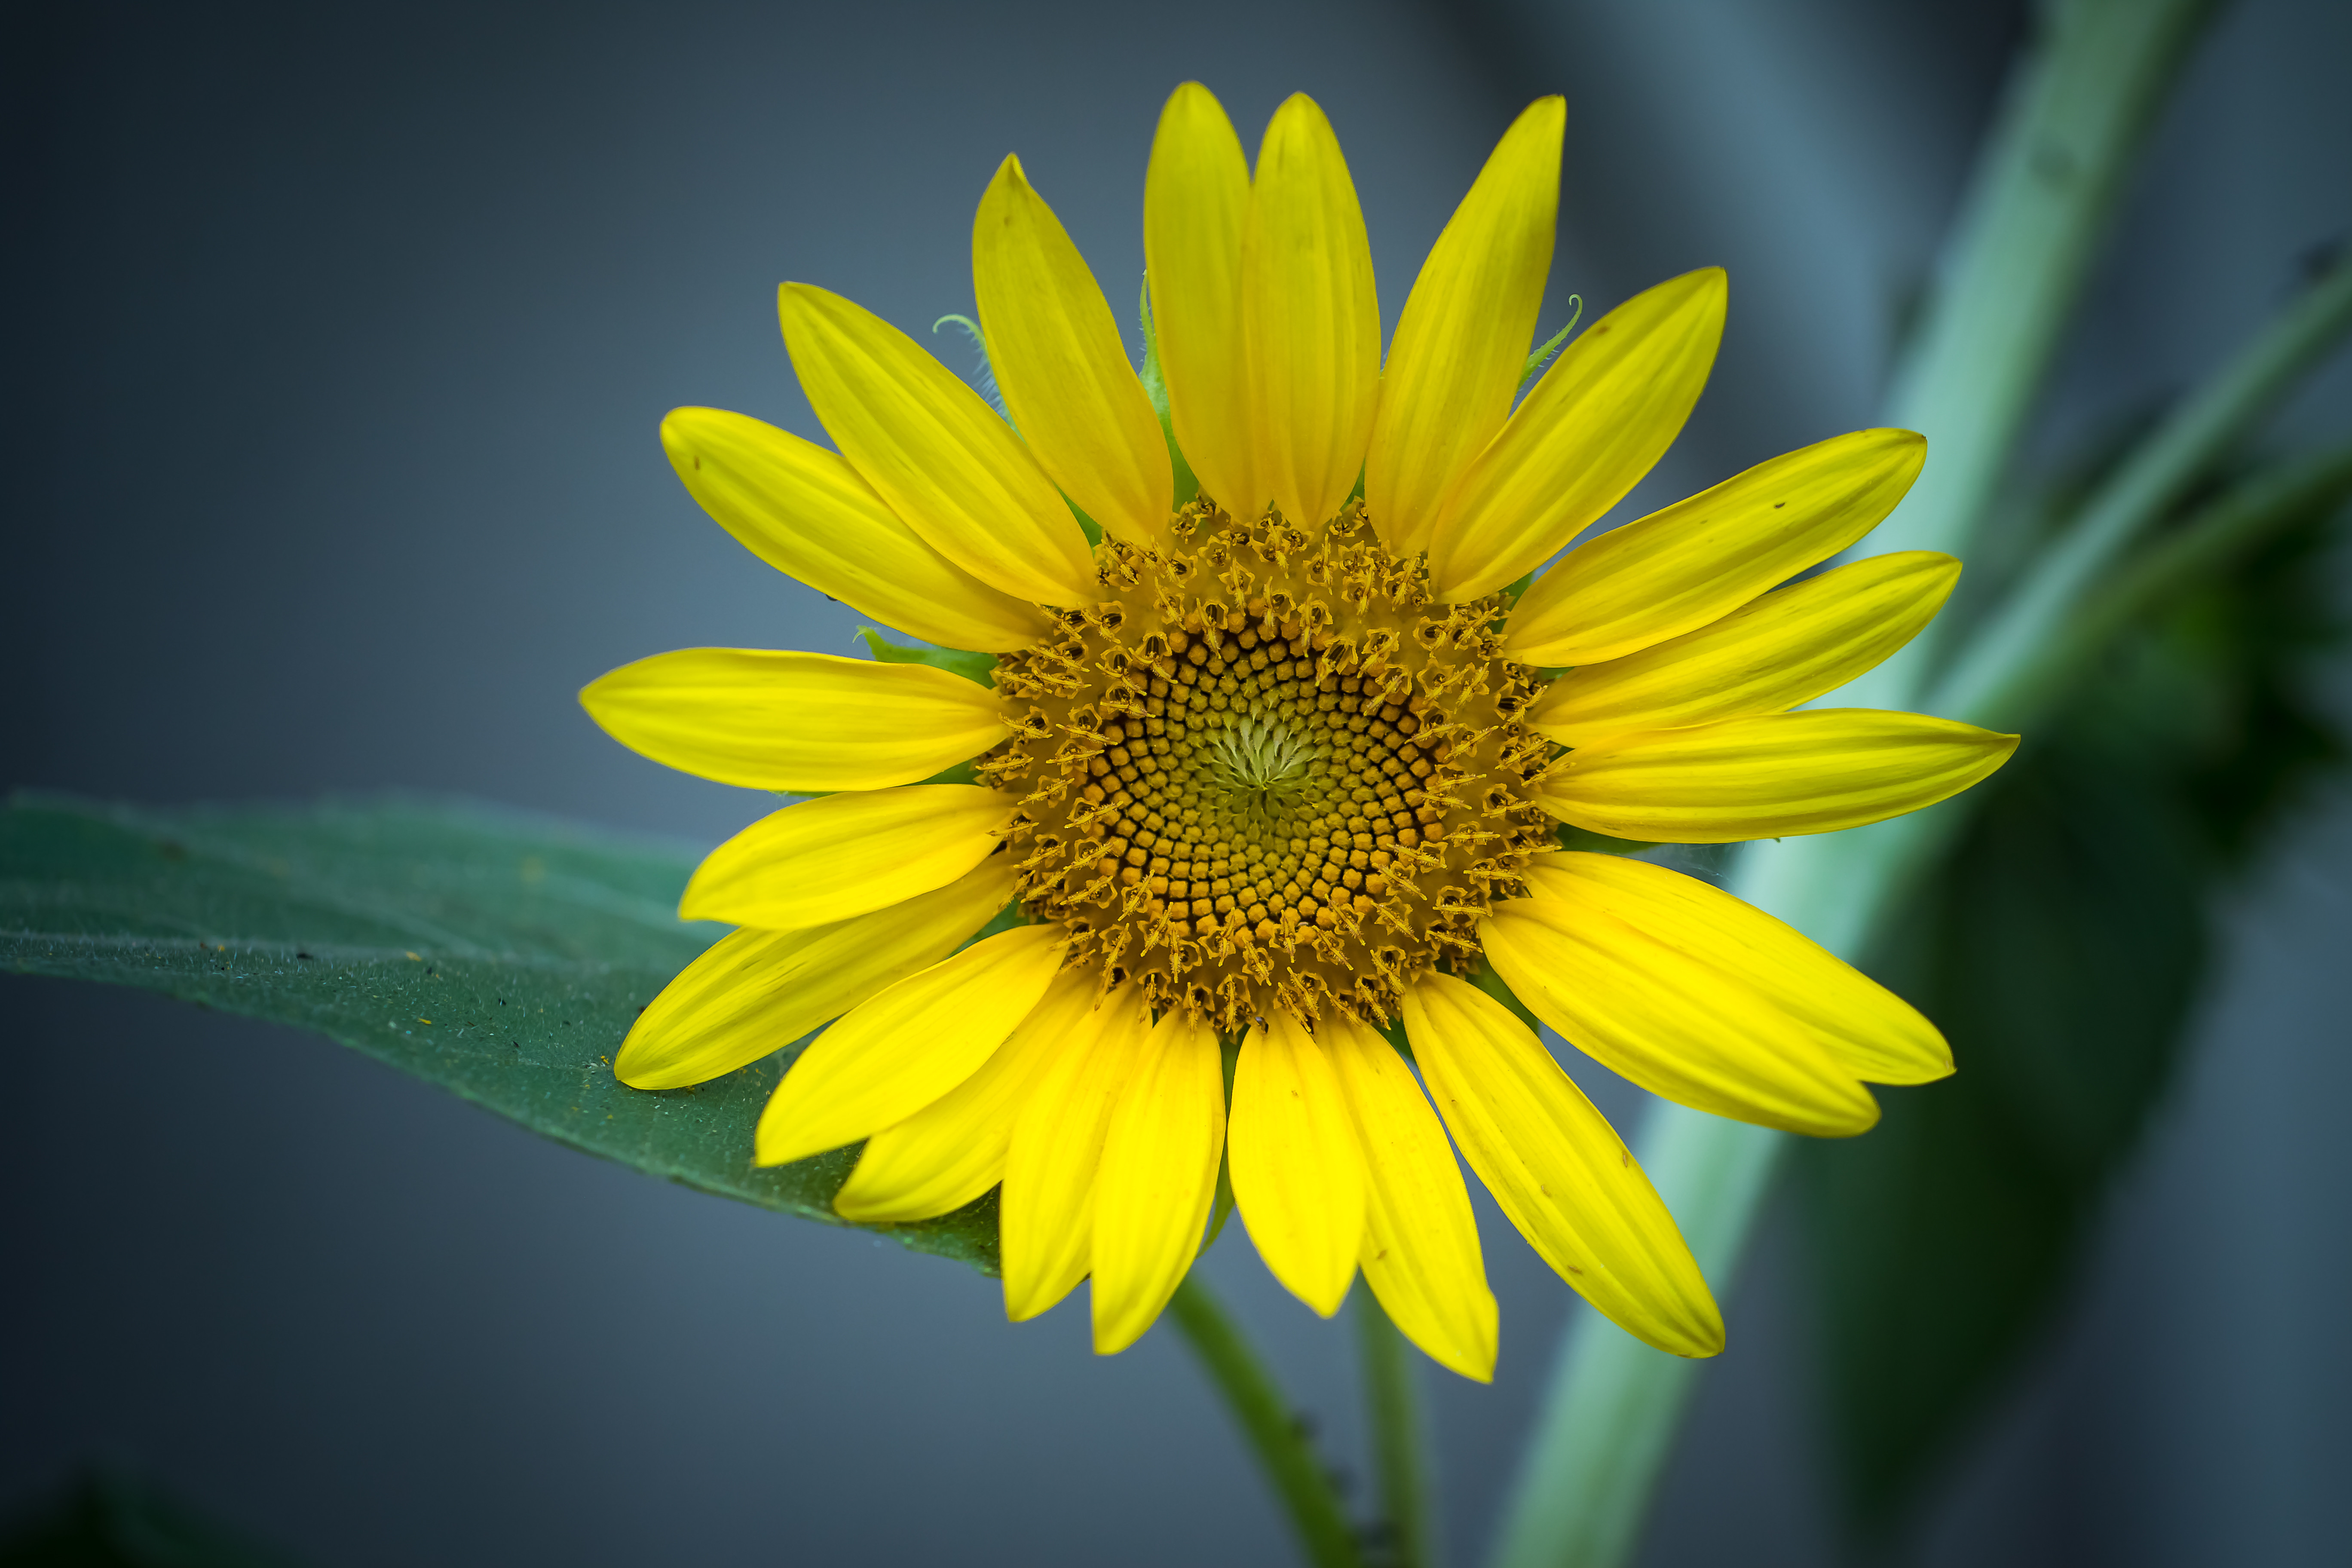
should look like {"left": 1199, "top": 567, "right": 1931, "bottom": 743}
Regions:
{"left": 584, "top": 84, "right": 2016, "bottom": 1378}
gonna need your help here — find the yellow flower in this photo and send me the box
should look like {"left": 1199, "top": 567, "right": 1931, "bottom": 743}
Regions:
{"left": 583, "top": 83, "right": 2016, "bottom": 1381}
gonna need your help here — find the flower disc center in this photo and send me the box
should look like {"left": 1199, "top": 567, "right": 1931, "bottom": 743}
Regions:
{"left": 981, "top": 497, "right": 1559, "bottom": 1029}
{"left": 1208, "top": 706, "right": 1325, "bottom": 821}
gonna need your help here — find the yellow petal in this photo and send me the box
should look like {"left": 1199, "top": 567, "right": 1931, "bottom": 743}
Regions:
{"left": 679, "top": 785, "right": 1016, "bottom": 929}
{"left": 1427, "top": 269, "right": 1726, "bottom": 601}
{"left": 974, "top": 154, "right": 1173, "bottom": 551}
{"left": 776, "top": 282, "right": 1097, "bottom": 606}
{"left": 1366, "top": 97, "right": 1563, "bottom": 560}
{"left": 1323, "top": 1012, "right": 1498, "bottom": 1382}
{"left": 1091, "top": 1011, "right": 1228, "bottom": 1354}
{"left": 1228, "top": 1009, "right": 1365, "bottom": 1317}
{"left": 1001, "top": 984, "right": 1155, "bottom": 1321}
{"left": 753, "top": 924, "right": 1069, "bottom": 1166}
{"left": 1531, "top": 709, "right": 2019, "bottom": 843}
{"left": 1504, "top": 427, "right": 1928, "bottom": 667}
{"left": 660, "top": 407, "right": 1048, "bottom": 652}
{"left": 1479, "top": 896, "right": 1880, "bottom": 1136}
{"left": 1243, "top": 94, "right": 1380, "bottom": 530}
{"left": 833, "top": 965, "right": 1099, "bottom": 1222}
{"left": 1531, "top": 552, "right": 1961, "bottom": 745}
{"left": 616, "top": 858, "right": 1015, "bottom": 1090}
{"left": 1403, "top": 972, "right": 1722, "bottom": 1357}
{"left": 1145, "top": 82, "right": 1256, "bottom": 517}
{"left": 1519, "top": 854, "right": 1951, "bottom": 1085}
{"left": 580, "top": 648, "right": 1009, "bottom": 792}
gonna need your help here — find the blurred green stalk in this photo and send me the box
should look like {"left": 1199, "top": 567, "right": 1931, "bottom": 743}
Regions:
{"left": 1360, "top": 1288, "right": 1438, "bottom": 1568}
{"left": 1488, "top": 2, "right": 2220, "bottom": 1563}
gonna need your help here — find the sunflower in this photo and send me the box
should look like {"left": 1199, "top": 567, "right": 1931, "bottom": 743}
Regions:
{"left": 582, "top": 83, "right": 2015, "bottom": 1380}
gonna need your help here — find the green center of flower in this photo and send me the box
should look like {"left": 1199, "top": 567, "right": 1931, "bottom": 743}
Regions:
{"left": 1206, "top": 706, "right": 1327, "bottom": 826}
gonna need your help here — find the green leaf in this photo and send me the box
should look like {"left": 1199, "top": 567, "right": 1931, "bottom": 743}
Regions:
{"left": 1797, "top": 498, "right": 2349, "bottom": 1534}
{"left": 0, "top": 791, "right": 1001, "bottom": 1274}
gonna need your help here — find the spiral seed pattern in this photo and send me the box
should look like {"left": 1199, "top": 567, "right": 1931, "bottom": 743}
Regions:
{"left": 984, "top": 499, "right": 1560, "bottom": 1032}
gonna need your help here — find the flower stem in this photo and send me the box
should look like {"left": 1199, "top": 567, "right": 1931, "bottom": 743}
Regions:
{"left": 1984, "top": 447, "right": 2352, "bottom": 727}
{"left": 1494, "top": 456, "right": 2352, "bottom": 1568}
{"left": 1358, "top": 1289, "right": 1436, "bottom": 1568}
{"left": 1488, "top": 1118, "right": 1784, "bottom": 1568}
{"left": 1932, "top": 260, "right": 2352, "bottom": 729}
{"left": 1169, "top": 1275, "right": 1365, "bottom": 1568}
{"left": 1838, "top": 0, "right": 2220, "bottom": 714}
{"left": 1486, "top": 7, "right": 2220, "bottom": 1563}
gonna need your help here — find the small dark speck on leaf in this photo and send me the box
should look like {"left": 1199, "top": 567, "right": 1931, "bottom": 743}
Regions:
{"left": 296, "top": 951, "right": 314, "bottom": 960}
{"left": 1773, "top": 501, "right": 1786, "bottom": 508}
{"left": 692, "top": 455, "right": 701, "bottom": 469}
{"left": 1567, "top": 1265, "right": 1585, "bottom": 1275}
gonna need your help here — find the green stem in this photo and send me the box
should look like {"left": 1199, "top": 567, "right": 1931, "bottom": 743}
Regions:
{"left": 1169, "top": 1276, "right": 1365, "bottom": 1568}
{"left": 1358, "top": 1289, "right": 1436, "bottom": 1568}
{"left": 1488, "top": 12, "right": 2224, "bottom": 1556}
{"left": 1839, "top": 0, "right": 2219, "bottom": 713}
{"left": 1488, "top": 1119, "right": 1784, "bottom": 1568}
{"left": 1491, "top": 448, "right": 2352, "bottom": 1568}
{"left": 1493, "top": 450, "right": 2352, "bottom": 1568}
{"left": 1484, "top": 5, "right": 2288, "bottom": 1565}
{"left": 1932, "top": 262, "right": 2352, "bottom": 727}
{"left": 1995, "top": 447, "right": 2352, "bottom": 721}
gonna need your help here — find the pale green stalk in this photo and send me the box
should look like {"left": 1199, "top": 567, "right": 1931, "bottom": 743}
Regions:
{"left": 1840, "top": 0, "right": 2218, "bottom": 713}
{"left": 1933, "top": 260, "right": 2352, "bottom": 726}
{"left": 1486, "top": 4, "right": 2218, "bottom": 1564}
{"left": 1358, "top": 1289, "right": 1437, "bottom": 1568}
{"left": 1984, "top": 447, "right": 2352, "bottom": 729}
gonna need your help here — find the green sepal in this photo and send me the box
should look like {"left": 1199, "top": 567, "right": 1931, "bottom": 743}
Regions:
{"left": 1205, "top": 1152, "right": 1236, "bottom": 1251}
{"left": 960, "top": 899, "right": 1028, "bottom": 947}
{"left": 1138, "top": 276, "right": 1202, "bottom": 508}
{"left": 1554, "top": 822, "right": 1660, "bottom": 856}
{"left": 1204, "top": 1032, "right": 1240, "bottom": 1246}
{"left": 856, "top": 626, "right": 997, "bottom": 687}
{"left": 1518, "top": 297, "right": 1583, "bottom": 394}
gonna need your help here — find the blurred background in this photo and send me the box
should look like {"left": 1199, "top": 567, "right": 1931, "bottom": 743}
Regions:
{"left": 4, "top": 0, "right": 2348, "bottom": 1563}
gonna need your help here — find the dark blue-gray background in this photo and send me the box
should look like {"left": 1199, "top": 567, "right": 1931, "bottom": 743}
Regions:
{"left": 5, "top": 1, "right": 2348, "bottom": 1563}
